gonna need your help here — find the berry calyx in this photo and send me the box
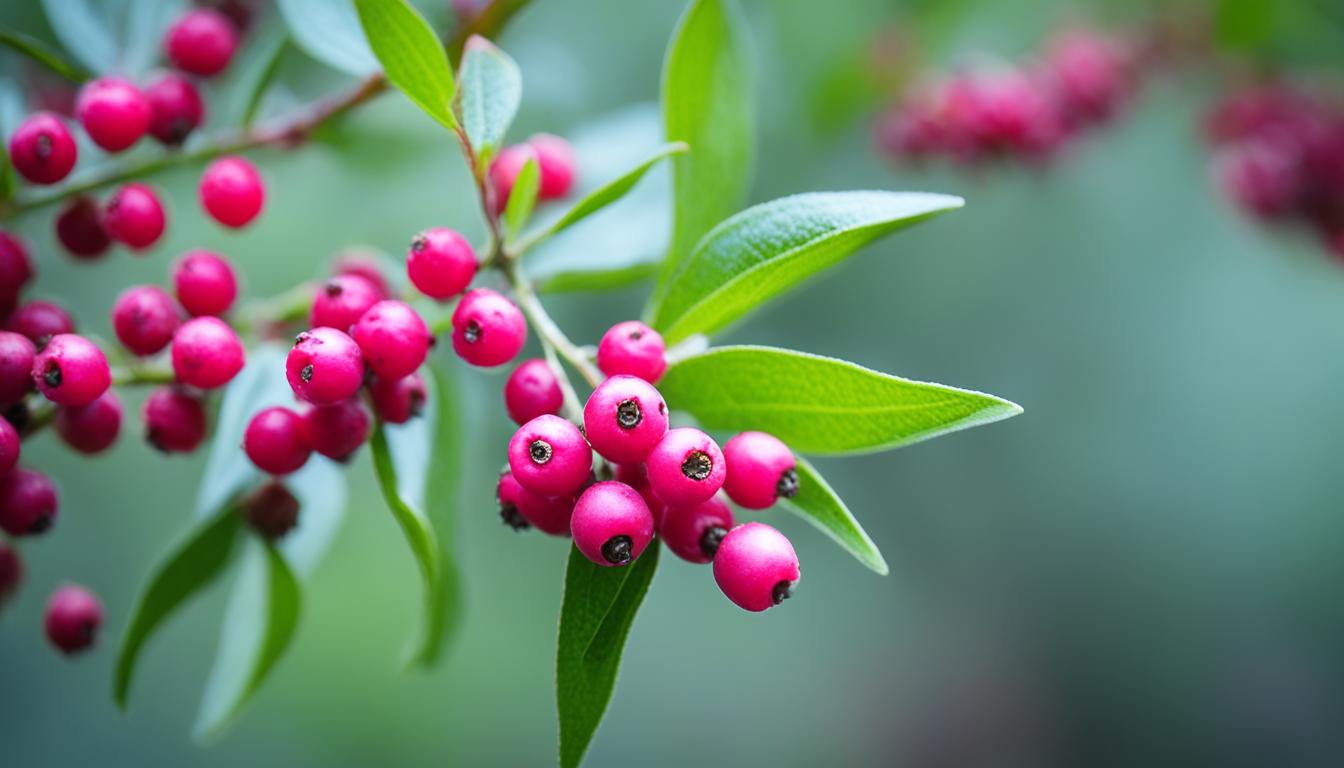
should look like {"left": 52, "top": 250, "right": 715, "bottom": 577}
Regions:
{"left": 712, "top": 522, "right": 801, "bottom": 612}
{"left": 45, "top": 584, "right": 103, "bottom": 655}
{"left": 0, "top": 416, "right": 18, "bottom": 475}
{"left": 310, "top": 274, "right": 381, "bottom": 332}
{"left": 199, "top": 155, "right": 265, "bottom": 228}
{"left": 660, "top": 494, "right": 735, "bottom": 564}
{"left": 645, "top": 427, "right": 726, "bottom": 507}
{"left": 721, "top": 431, "right": 798, "bottom": 510}
{"left": 244, "top": 407, "right": 311, "bottom": 475}
{"left": 8, "top": 112, "right": 77, "bottom": 185}
{"left": 503, "top": 358, "right": 564, "bottom": 425}
{"left": 32, "top": 333, "right": 111, "bottom": 407}
{"left": 54, "top": 390, "right": 122, "bottom": 455}
{"left": 596, "top": 320, "right": 666, "bottom": 382}
{"left": 142, "top": 386, "right": 207, "bottom": 453}
{"left": 145, "top": 74, "right": 205, "bottom": 146}
{"left": 164, "top": 8, "right": 239, "bottom": 77}
{"left": 351, "top": 300, "right": 430, "bottom": 380}
{"left": 496, "top": 471, "right": 574, "bottom": 535}
{"left": 173, "top": 250, "right": 239, "bottom": 317}
{"left": 243, "top": 482, "right": 300, "bottom": 540}
{"left": 507, "top": 414, "right": 592, "bottom": 497}
{"left": 171, "top": 316, "right": 245, "bottom": 389}
{"left": 75, "top": 76, "right": 150, "bottom": 152}
{"left": 582, "top": 374, "right": 669, "bottom": 464}
{"left": 407, "top": 227, "right": 476, "bottom": 300}
{"left": 7, "top": 300, "right": 75, "bottom": 345}
{"left": 529, "top": 133, "right": 577, "bottom": 200}
{"left": 451, "top": 288, "right": 526, "bottom": 367}
{"left": 570, "top": 481, "right": 654, "bottom": 566}
{"left": 111, "top": 285, "right": 181, "bottom": 356}
{"left": 55, "top": 196, "right": 112, "bottom": 260}
{"left": 370, "top": 372, "right": 427, "bottom": 424}
{"left": 301, "top": 399, "right": 370, "bottom": 461}
{"left": 0, "top": 467, "right": 58, "bottom": 536}
{"left": 102, "top": 182, "right": 167, "bottom": 250}
{"left": 0, "top": 331, "right": 36, "bottom": 404}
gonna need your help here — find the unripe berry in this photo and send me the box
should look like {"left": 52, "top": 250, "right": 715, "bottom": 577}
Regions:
{"left": 712, "top": 522, "right": 800, "bottom": 612}
{"left": 529, "top": 133, "right": 577, "bottom": 200}
{"left": 646, "top": 427, "right": 725, "bottom": 507}
{"left": 142, "top": 386, "right": 207, "bottom": 453}
{"left": 75, "top": 76, "right": 150, "bottom": 152}
{"left": 0, "top": 331, "right": 35, "bottom": 404}
{"left": 0, "top": 467, "right": 58, "bottom": 536}
{"left": 310, "top": 274, "right": 381, "bottom": 332}
{"left": 145, "top": 74, "right": 204, "bottom": 146}
{"left": 0, "top": 541, "right": 21, "bottom": 605}
{"left": 44, "top": 584, "right": 102, "bottom": 654}
{"left": 596, "top": 321, "right": 666, "bottom": 382}
{"left": 7, "top": 300, "right": 75, "bottom": 344}
{"left": 199, "top": 155, "right": 264, "bottom": 228}
{"left": 661, "top": 494, "right": 735, "bottom": 563}
{"left": 32, "top": 334, "right": 110, "bottom": 407}
{"left": 243, "top": 481, "right": 300, "bottom": 539}
{"left": 451, "top": 288, "right": 526, "bottom": 367}
{"left": 164, "top": 8, "right": 239, "bottom": 77}
{"left": 244, "top": 406, "right": 311, "bottom": 475}
{"left": 504, "top": 358, "right": 563, "bottom": 425}
{"left": 583, "top": 375, "right": 668, "bottom": 465}
{"left": 8, "top": 112, "right": 77, "bottom": 185}
{"left": 102, "top": 182, "right": 167, "bottom": 250}
{"left": 488, "top": 144, "right": 535, "bottom": 216}
{"left": 54, "top": 390, "right": 122, "bottom": 454}
{"left": 369, "top": 372, "right": 426, "bottom": 424}
{"left": 722, "top": 431, "right": 799, "bottom": 510}
{"left": 0, "top": 415, "right": 18, "bottom": 475}
{"left": 507, "top": 414, "right": 592, "bottom": 497}
{"left": 111, "top": 285, "right": 180, "bottom": 356}
{"left": 614, "top": 462, "right": 666, "bottom": 529}
{"left": 407, "top": 227, "right": 476, "bottom": 300}
{"left": 173, "top": 250, "right": 238, "bottom": 317}
{"left": 496, "top": 471, "right": 574, "bottom": 535}
{"left": 171, "top": 316, "right": 244, "bottom": 389}
{"left": 351, "top": 300, "right": 429, "bottom": 380}
{"left": 0, "top": 232, "right": 34, "bottom": 313}
{"left": 301, "top": 399, "right": 370, "bottom": 461}
{"left": 55, "top": 196, "right": 112, "bottom": 259}
{"left": 571, "top": 481, "right": 654, "bottom": 566}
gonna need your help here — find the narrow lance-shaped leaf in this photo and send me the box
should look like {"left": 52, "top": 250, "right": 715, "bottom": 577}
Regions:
{"left": 278, "top": 0, "right": 379, "bottom": 77}
{"left": 650, "top": 191, "right": 964, "bottom": 344}
{"left": 120, "top": 0, "right": 187, "bottom": 77}
{"left": 503, "top": 155, "right": 540, "bottom": 243}
{"left": 354, "top": 0, "right": 457, "bottom": 130}
{"left": 526, "top": 142, "right": 687, "bottom": 245}
{"left": 39, "top": 0, "right": 118, "bottom": 75}
{"left": 457, "top": 34, "right": 521, "bottom": 165}
{"left": 0, "top": 29, "right": 92, "bottom": 82}
{"left": 780, "top": 457, "right": 887, "bottom": 575}
{"left": 422, "top": 364, "right": 466, "bottom": 658}
{"left": 557, "top": 543, "right": 660, "bottom": 768}
{"left": 659, "top": 346, "right": 1022, "bottom": 455}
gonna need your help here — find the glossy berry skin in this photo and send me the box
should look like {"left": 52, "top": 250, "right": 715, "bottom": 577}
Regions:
{"left": 333, "top": 252, "right": 391, "bottom": 298}
{"left": 712, "top": 522, "right": 801, "bottom": 612}
{"left": 102, "top": 182, "right": 166, "bottom": 250}
{"left": 370, "top": 372, "right": 426, "bottom": 424}
{"left": 529, "top": 133, "right": 577, "bottom": 199}
{"left": 583, "top": 375, "right": 668, "bottom": 464}
{"left": 33, "top": 334, "right": 110, "bottom": 407}
{"left": 145, "top": 74, "right": 204, "bottom": 146}
{"left": 722, "top": 431, "right": 799, "bottom": 510}
{"left": 171, "top": 316, "right": 244, "bottom": 389}
{"left": 0, "top": 331, "right": 36, "bottom": 404}
{"left": 487, "top": 144, "right": 535, "bottom": 216}
{"left": 571, "top": 481, "right": 654, "bottom": 566}
{"left": 9, "top": 112, "right": 77, "bottom": 185}
{"left": 55, "top": 196, "right": 112, "bottom": 259}
{"left": 0, "top": 467, "right": 58, "bottom": 536}
{"left": 199, "top": 156, "right": 264, "bottom": 228}
{"left": 508, "top": 414, "right": 592, "bottom": 497}
{"left": 408, "top": 228, "right": 476, "bottom": 300}
{"left": 286, "top": 328, "right": 364, "bottom": 405}
{"left": 111, "top": 285, "right": 180, "bottom": 356}
{"left": 164, "top": 9, "right": 238, "bottom": 77}
{"left": 173, "top": 250, "right": 238, "bottom": 317}
{"left": 310, "top": 274, "right": 381, "bottom": 332}
{"left": 451, "top": 288, "right": 526, "bottom": 367}
{"left": 351, "top": 300, "right": 429, "bottom": 380}
{"left": 614, "top": 462, "right": 666, "bottom": 530}
{"left": 0, "top": 416, "right": 18, "bottom": 475}
{"left": 596, "top": 321, "right": 667, "bottom": 382}
{"left": 496, "top": 471, "right": 573, "bottom": 535}
{"left": 243, "top": 482, "right": 299, "bottom": 539}
{"left": 0, "top": 232, "right": 33, "bottom": 313}
{"left": 54, "top": 390, "right": 121, "bottom": 454}
{"left": 661, "top": 494, "right": 735, "bottom": 564}
{"left": 301, "top": 400, "right": 369, "bottom": 461}
{"left": 75, "top": 77, "right": 150, "bottom": 152}
{"left": 45, "top": 585, "right": 102, "bottom": 654}
{"left": 7, "top": 300, "right": 75, "bottom": 344}
{"left": 244, "top": 407, "right": 311, "bottom": 475}
{"left": 646, "top": 427, "right": 726, "bottom": 507}
{"left": 142, "top": 386, "right": 207, "bottom": 453}
{"left": 0, "top": 541, "right": 20, "bottom": 604}
{"left": 504, "top": 358, "right": 563, "bottom": 425}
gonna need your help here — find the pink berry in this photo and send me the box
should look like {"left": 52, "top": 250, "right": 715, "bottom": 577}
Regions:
{"left": 407, "top": 227, "right": 476, "bottom": 300}
{"left": 75, "top": 76, "right": 150, "bottom": 152}
{"left": 32, "top": 334, "right": 110, "bottom": 407}
{"left": 0, "top": 540, "right": 21, "bottom": 604}
{"left": 451, "top": 288, "right": 526, "bottom": 367}
{"left": 614, "top": 462, "right": 666, "bottom": 530}
{"left": 645, "top": 427, "right": 725, "bottom": 507}
{"left": 529, "top": 133, "right": 577, "bottom": 199}
{"left": 369, "top": 372, "right": 426, "bottom": 424}
{"left": 0, "top": 416, "right": 18, "bottom": 475}
{"left": 244, "top": 406, "right": 311, "bottom": 475}
{"left": 199, "top": 155, "right": 264, "bottom": 228}
{"left": 0, "top": 467, "right": 58, "bottom": 536}
{"left": 0, "top": 232, "right": 34, "bottom": 314}
{"left": 487, "top": 144, "right": 535, "bottom": 216}
{"left": 243, "top": 482, "right": 300, "bottom": 539}
{"left": 333, "top": 252, "right": 391, "bottom": 298}
{"left": 507, "top": 414, "right": 592, "bottom": 497}
{"left": 661, "top": 494, "right": 735, "bottom": 564}
{"left": 142, "top": 386, "right": 207, "bottom": 453}
{"left": 286, "top": 328, "right": 364, "bottom": 405}
{"left": 571, "top": 481, "right": 654, "bottom": 566}
{"left": 171, "top": 316, "right": 244, "bottom": 389}
{"left": 596, "top": 321, "right": 666, "bottom": 382}
{"left": 496, "top": 471, "right": 573, "bottom": 535}
{"left": 7, "top": 300, "right": 75, "bottom": 344}
{"left": 350, "top": 300, "right": 429, "bottom": 380}
{"left": 45, "top": 584, "right": 102, "bottom": 654}
{"left": 8, "top": 112, "right": 77, "bottom": 185}
{"left": 0, "top": 331, "right": 35, "bottom": 404}
{"left": 111, "top": 285, "right": 180, "bottom": 356}
{"left": 102, "top": 182, "right": 166, "bottom": 250}
{"left": 582, "top": 375, "right": 668, "bottom": 465}
{"left": 55, "top": 196, "right": 112, "bottom": 260}
{"left": 310, "top": 274, "right": 381, "bottom": 332}
{"left": 712, "top": 522, "right": 801, "bottom": 612}
{"left": 145, "top": 74, "right": 205, "bottom": 146}
{"left": 54, "top": 390, "right": 122, "bottom": 454}
{"left": 503, "top": 358, "right": 563, "bottom": 425}
{"left": 164, "top": 8, "right": 238, "bottom": 77}
{"left": 722, "top": 431, "right": 798, "bottom": 510}
{"left": 173, "top": 250, "right": 238, "bottom": 317}
{"left": 301, "top": 400, "right": 370, "bottom": 461}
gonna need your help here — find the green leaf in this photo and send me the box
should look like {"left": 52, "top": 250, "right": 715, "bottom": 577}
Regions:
{"left": 503, "top": 155, "right": 540, "bottom": 242}
{"left": 557, "top": 543, "right": 660, "bottom": 768}
{"left": 535, "top": 262, "right": 658, "bottom": 294}
{"left": 0, "top": 29, "right": 92, "bottom": 82}
{"left": 278, "top": 0, "right": 379, "bottom": 77}
{"left": 457, "top": 34, "right": 521, "bottom": 164}
{"left": 659, "top": 346, "right": 1021, "bottom": 455}
{"left": 39, "top": 0, "right": 119, "bottom": 75}
{"left": 650, "top": 191, "right": 964, "bottom": 343}
{"left": 113, "top": 506, "right": 243, "bottom": 709}
{"left": 780, "top": 457, "right": 887, "bottom": 575}
{"left": 120, "top": 0, "right": 186, "bottom": 77}
{"left": 354, "top": 0, "right": 457, "bottom": 131}
{"left": 208, "top": 12, "right": 290, "bottom": 130}
{"left": 650, "top": 0, "right": 754, "bottom": 309}
{"left": 421, "top": 364, "right": 466, "bottom": 658}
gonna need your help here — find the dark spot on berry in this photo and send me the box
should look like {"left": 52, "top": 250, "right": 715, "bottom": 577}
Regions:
{"left": 80, "top": 621, "right": 95, "bottom": 642}
{"left": 411, "top": 235, "right": 427, "bottom": 253}
{"left": 167, "top": 118, "right": 191, "bottom": 145}
{"left": 771, "top": 580, "right": 793, "bottom": 605}
{"left": 700, "top": 525, "right": 728, "bottom": 559}
{"left": 681, "top": 450, "right": 712, "bottom": 481}
{"left": 776, "top": 468, "right": 800, "bottom": 499}
{"left": 499, "top": 503, "right": 530, "bottom": 531}
{"left": 29, "top": 513, "right": 52, "bottom": 534}
{"left": 628, "top": 329, "right": 643, "bottom": 341}
{"left": 658, "top": 401, "right": 666, "bottom": 415}
{"left": 529, "top": 439, "right": 552, "bottom": 465}
{"left": 409, "top": 389, "right": 425, "bottom": 418}
{"left": 463, "top": 320, "right": 481, "bottom": 344}
{"left": 294, "top": 332, "right": 310, "bottom": 345}
{"left": 601, "top": 535, "right": 633, "bottom": 565}
{"left": 42, "top": 360, "right": 62, "bottom": 389}
{"left": 616, "top": 399, "right": 642, "bottom": 430}
{"left": 300, "top": 364, "right": 314, "bottom": 383}
{"left": 35, "top": 133, "right": 52, "bottom": 160}
{"left": 324, "top": 281, "right": 343, "bottom": 297}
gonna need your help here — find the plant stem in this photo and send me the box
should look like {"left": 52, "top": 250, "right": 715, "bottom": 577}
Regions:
{"left": 502, "top": 259, "right": 602, "bottom": 390}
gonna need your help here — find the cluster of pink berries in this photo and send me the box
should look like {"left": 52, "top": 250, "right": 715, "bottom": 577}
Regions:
{"left": 488, "top": 133, "right": 577, "bottom": 214}
{"left": 1205, "top": 84, "right": 1344, "bottom": 256}
{"left": 875, "top": 28, "right": 1138, "bottom": 165}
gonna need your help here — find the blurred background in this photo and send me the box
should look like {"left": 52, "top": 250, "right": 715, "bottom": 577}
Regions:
{"left": 4, "top": 0, "right": 1344, "bottom": 765}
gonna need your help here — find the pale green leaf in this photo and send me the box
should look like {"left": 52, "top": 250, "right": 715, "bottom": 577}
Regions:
{"left": 457, "top": 34, "right": 521, "bottom": 163}
{"left": 39, "top": 0, "right": 118, "bottom": 75}
{"left": 279, "top": 0, "right": 378, "bottom": 76}
{"left": 0, "top": 29, "right": 92, "bottom": 82}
